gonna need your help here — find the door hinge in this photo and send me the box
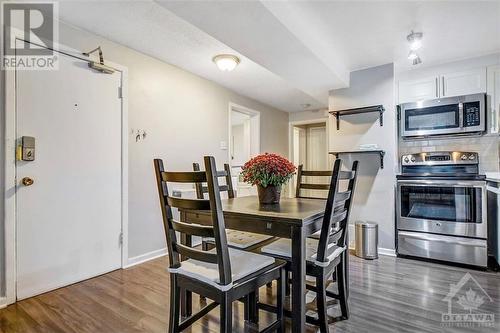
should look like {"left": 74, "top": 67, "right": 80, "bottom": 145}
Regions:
{"left": 118, "top": 86, "right": 123, "bottom": 99}
{"left": 119, "top": 232, "right": 124, "bottom": 246}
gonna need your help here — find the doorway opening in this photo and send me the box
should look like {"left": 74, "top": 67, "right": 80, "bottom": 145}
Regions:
{"left": 290, "top": 120, "right": 329, "bottom": 198}
{"left": 228, "top": 103, "right": 260, "bottom": 197}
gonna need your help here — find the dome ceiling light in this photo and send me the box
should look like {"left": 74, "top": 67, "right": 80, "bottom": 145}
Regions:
{"left": 212, "top": 54, "right": 240, "bottom": 72}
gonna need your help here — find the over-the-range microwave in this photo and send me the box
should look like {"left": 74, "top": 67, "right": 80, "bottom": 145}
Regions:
{"left": 399, "top": 93, "right": 486, "bottom": 138}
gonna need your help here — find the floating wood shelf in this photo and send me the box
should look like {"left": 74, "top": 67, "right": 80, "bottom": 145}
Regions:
{"left": 330, "top": 150, "right": 386, "bottom": 169}
{"left": 329, "top": 105, "right": 385, "bottom": 130}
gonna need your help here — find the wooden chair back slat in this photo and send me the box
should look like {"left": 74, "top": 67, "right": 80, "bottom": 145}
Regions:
{"left": 154, "top": 157, "right": 232, "bottom": 286}
{"left": 216, "top": 170, "right": 228, "bottom": 177}
{"left": 166, "top": 196, "right": 211, "bottom": 211}
{"left": 301, "top": 170, "right": 333, "bottom": 177}
{"left": 335, "top": 191, "right": 351, "bottom": 204}
{"left": 201, "top": 185, "right": 228, "bottom": 193}
{"left": 339, "top": 170, "right": 356, "bottom": 180}
{"left": 329, "top": 209, "right": 348, "bottom": 224}
{"left": 299, "top": 183, "right": 330, "bottom": 190}
{"left": 171, "top": 220, "right": 214, "bottom": 238}
{"left": 174, "top": 243, "right": 219, "bottom": 264}
{"left": 163, "top": 171, "right": 207, "bottom": 183}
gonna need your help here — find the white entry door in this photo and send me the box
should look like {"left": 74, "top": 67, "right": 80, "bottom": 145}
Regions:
{"left": 15, "top": 45, "right": 123, "bottom": 299}
{"left": 306, "top": 126, "right": 327, "bottom": 198}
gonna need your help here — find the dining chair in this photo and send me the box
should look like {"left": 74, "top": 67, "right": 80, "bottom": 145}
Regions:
{"left": 193, "top": 162, "right": 274, "bottom": 251}
{"left": 260, "top": 159, "right": 358, "bottom": 332}
{"left": 154, "top": 156, "right": 286, "bottom": 333}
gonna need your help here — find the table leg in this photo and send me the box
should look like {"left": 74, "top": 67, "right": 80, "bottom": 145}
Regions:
{"left": 291, "top": 226, "right": 306, "bottom": 333}
{"left": 180, "top": 227, "right": 192, "bottom": 317}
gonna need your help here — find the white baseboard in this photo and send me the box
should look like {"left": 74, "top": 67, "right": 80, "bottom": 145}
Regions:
{"left": 378, "top": 247, "right": 396, "bottom": 257}
{"left": 124, "top": 239, "right": 202, "bottom": 269}
{"left": 348, "top": 245, "right": 396, "bottom": 257}
{"left": 125, "top": 248, "right": 167, "bottom": 268}
{"left": 0, "top": 297, "right": 8, "bottom": 309}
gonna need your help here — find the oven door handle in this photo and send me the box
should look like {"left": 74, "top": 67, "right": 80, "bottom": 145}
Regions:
{"left": 397, "top": 180, "right": 485, "bottom": 187}
{"left": 398, "top": 231, "right": 486, "bottom": 247}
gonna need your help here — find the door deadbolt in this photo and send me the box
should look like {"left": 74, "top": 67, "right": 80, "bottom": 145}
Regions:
{"left": 22, "top": 177, "right": 34, "bottom": 186}
{"left": 17, "top": 136, "right": 35, "bottom": 161}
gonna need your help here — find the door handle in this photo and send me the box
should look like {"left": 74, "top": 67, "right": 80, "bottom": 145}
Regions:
{"left": 22, "top": 177, "right": 34, "bottom": 186}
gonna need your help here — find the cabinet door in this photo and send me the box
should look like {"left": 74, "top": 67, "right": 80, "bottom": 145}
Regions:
{"left": 398, "top": 76, "right": 439, "bottom": 104}
{"left": 487, "top": 65, "right": 500, "bottom": 133}
{"left": 441, "top": 68, "right": 486, "bottom": 98}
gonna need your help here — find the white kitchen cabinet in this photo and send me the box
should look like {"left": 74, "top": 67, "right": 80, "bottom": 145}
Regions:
{"left": 487, "top": 65, "right": 500, "bottom": 133}
{"left": 441, "top": 68, "right": 486, "bottom": 98}
{"left": 398, "top": 76, "right": 439, "bottom": 104}
{"left": 398, "top": 67, "right": 487, "bottom": 104}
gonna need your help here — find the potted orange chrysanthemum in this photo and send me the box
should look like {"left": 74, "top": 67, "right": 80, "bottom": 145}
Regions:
{"left": 241, "top": 153, "right": 296, "bottom": 204}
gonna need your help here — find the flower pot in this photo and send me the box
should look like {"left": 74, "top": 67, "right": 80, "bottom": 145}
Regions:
{"left": 257, "top": 185, "right": 281, "bottom": 204}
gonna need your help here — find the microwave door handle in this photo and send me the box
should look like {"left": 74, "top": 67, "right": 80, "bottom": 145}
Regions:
{"left": 459, "top": 102, "right": 463, "bottom": 129}
{"left": 435, "top": 77, "right": 439, "bottom": 98}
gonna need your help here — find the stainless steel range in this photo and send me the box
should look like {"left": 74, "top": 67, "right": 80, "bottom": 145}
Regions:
{"left": 396, "top": 151, "right": 487, "bottom": 267}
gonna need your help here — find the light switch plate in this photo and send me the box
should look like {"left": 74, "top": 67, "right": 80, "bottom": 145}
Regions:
{"left": 220, "top": 141, "right": 228, "bottom": 150}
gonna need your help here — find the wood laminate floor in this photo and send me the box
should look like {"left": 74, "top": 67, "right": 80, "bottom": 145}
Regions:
{"left": 0, "top": 254, "right": 498, "bottom": 333}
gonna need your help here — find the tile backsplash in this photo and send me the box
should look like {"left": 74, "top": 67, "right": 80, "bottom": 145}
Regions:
{"left": 398, "top": 134, "right": 500, "bottom": 174}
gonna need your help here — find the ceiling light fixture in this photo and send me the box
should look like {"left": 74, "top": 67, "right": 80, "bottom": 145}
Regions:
{"left": 212, "top": 54, "right": 240, "bottom": 72}
{"left": 408, "top": 50, "right": 418, "bottom": 60}
{"left": 412, "top": 56, "right": 422, "bottom": 66}
{"left": 407, "top": 30, "right": 423, "bottom": 51}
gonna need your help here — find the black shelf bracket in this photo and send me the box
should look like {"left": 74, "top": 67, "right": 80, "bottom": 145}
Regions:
{"left": 330, "top": 105, "right": 385, "bottom": 130}
{"left": 330, "top": 150, "right": 386, "bottom": 169}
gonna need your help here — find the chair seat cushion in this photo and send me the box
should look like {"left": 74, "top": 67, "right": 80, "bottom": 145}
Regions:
{"left": 204, "top": 230, "right": 274, "bottom": 249}
{"left": 261, "top": 238, "right": 345, "bottom": 267}
{"left": 169, "top": 248, "right": 275, "bottom": 290}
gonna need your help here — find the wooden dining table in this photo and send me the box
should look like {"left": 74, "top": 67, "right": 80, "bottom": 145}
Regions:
{"left": 179, "top": 195, "right": 327, "bottom": 333}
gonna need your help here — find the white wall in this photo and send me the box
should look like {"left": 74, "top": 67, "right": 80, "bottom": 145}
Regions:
{"left": 329, "top": 64, "right": 397, "bottom": 251}
{"left": 0, "top": 19, "right": 290, "bottom": 282}
{"left": 289, "top": 109, "right": 329, "bottom": 123}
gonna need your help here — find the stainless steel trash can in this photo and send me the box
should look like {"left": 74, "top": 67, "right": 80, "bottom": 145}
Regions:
{"left": 355, "top": 221, "right": 378, "bottom": 259}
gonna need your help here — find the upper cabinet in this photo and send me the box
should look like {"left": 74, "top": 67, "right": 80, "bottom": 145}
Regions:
{"left": 398, "top": 67, "right": 487, "bottom": 104}
{"left": 441, "top": 68, "right": 487, "bottom": 98}
{"left": 398, "top": 76, "right": 439, "bottom": 104}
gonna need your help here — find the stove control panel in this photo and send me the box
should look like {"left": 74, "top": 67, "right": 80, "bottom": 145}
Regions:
{"left": 401, "top": 151, "right": 479, "bottom": 166}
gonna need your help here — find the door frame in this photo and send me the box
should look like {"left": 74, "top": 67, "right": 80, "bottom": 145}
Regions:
{"left": 288, "top": 118, "right": 330, "bottom": 196}
{"left": 227, "top": 102, "right": 261, "bottom": 168}
{"left": 3, "top": 32, "right": 129, "bottom": 306}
